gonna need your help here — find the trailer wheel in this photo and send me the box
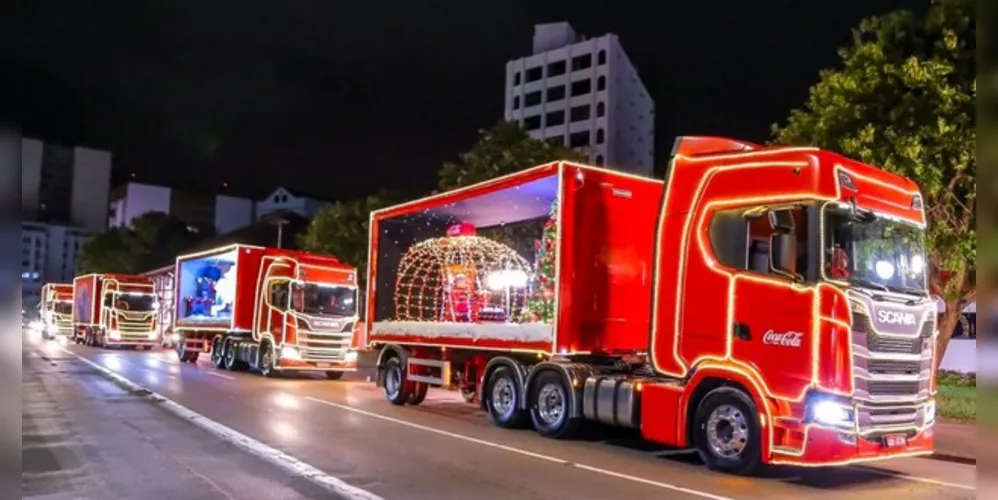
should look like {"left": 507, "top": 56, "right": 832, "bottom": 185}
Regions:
{"left": 692, "top": 387, "right": 762, "bottom": 475}
{"left": 528, "top": 370, "right": 579, "bottom": 439}
{"left": 187, "top": 352, "right": 200, "bottom": 363}
{"left": 223, "top": 340, "right": 248, "bottom": 371}
{"left": 175, "top": 338, "right": 187, "bottom": 361}
{"left": 407, "top": 383, "right": 428, "bottom": 405}
{"left": 486, "top": 366, "right": 527, "bottom": 428}
{"left": 324, "top": 371, "right": 344, "bottom": 380}
{"left": 210, "top": 338, "right": 225, "bottom": 368}
{"left": 142, "top": 346, "right": 152, "bottom": 351}
{"left": 382, "top": 357, "right": 411, "bottom": 405}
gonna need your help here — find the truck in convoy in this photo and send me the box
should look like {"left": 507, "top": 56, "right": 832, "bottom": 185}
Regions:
{"left": 172, "top": 244, "right": 362, "bottom": 378}
{"left": 144, "top": 265, "right": 177, "bottom": 347}
{"left": 364, "top": 136, "right": 937, "bottom": 474}
{"left": 73, "top": 273, "right": 160, "bottom": 349}
{"left": 39, "top": 283, "right": 74, "bottom": 340}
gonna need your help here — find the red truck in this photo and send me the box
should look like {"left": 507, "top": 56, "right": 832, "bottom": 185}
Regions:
{"left": 364, "top": 136, "right": 937, "bottom": 474}
{"left": 39, "top": 283, "right": 74, "bottom": 340}
{"left": 172, "top": 244, "right": 362, "bottom": 378}
{"left": 73, "top": 273, "right": 160, "bottom": 348}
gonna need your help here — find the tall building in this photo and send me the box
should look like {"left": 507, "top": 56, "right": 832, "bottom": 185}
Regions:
{"left": 108, "top": 182, "right": 255, "bottom": 235}
{"left": 21, "top": 138, "right": 113, "bottom": 233}
{"left": 21, "top": 222, "right": 91, "bottom": 308}
{"left": 504, "top": 22, "right": 655, "bottom": 176}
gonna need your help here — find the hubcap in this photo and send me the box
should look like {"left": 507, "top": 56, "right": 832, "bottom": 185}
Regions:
{"left": 385, "top": 364, "right": 402, "bottom": 398}
{"left": 706, "top": 404, "right": 750, "bottom": 459}
{"left": 261, "top": 349, "right": 272, "bottom": 371}
{"left": 536, "top": 383, "right": 565, "bottom": 427}
{"left": 490, "top": 376, "right": 516, "bottom": 419}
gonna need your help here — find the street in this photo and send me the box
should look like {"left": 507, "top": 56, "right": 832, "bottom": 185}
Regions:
{"left": 25, "top": 337, "right": 977, "bottom": 500}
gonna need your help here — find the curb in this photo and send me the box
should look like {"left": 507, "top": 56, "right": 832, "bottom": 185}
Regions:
{"left": 926, "top": 453, "right": 976, "bottom": 466}
{"left": 59, "top": 347, "right": 383, "bottom": 500}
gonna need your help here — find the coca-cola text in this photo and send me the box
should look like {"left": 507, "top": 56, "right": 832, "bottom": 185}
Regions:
{"left": 762, "top": 330, "right": 803, "bottom": 348}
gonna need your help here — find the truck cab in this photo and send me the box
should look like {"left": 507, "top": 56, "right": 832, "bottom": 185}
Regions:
{"left": 39, "top": 283, "right": 74, "bottom": 340}
{"left": 73, "top": 273, "right": 161, "bottom": 348}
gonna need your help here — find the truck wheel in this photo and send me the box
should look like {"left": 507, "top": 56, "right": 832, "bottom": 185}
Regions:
{"left": 486, "top": 366, "right": 527, "bottom": 428}
{"left": 382, "top": 357, "right": 411, "bottom": 405}
{"left": 528, "top": 370, "right": 579, "bottom": 439}
{"left": 187, "top": 352, "right": 199, "bottom": 363}
{"left": 210, "top": 338, "right": 225, "bottom": 368}
{"left": 175, "top": 339, "right": 187, "bottom": 361}
{"left": 407, "top": 383, "right": 428, "bottom": 405}
{"left": 259, "top": 344, "right": 279, "bottom": 378}
{"left": 324, "top": 371, "right": 344, "bottom": 380}
{"left": 692, "top": 387, "right": 762, "bottom": 475}
{"left": 223, "top": 340, "right": 247, "bottom": 371}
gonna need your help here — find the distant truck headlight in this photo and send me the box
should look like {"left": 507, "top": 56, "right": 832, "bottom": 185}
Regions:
{"left": 345, "top": 350, "right": 358, "bottom": 363}
{"left": 280, "top": 345, "right": 301, "bottom": 361}
{"left": 109, "top": 330, "right": 122, "bottom": 340}
{"left": 147, "top": 332, "right": 158, "bottom": 340}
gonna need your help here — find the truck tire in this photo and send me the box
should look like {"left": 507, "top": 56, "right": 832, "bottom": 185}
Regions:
{"left": 407, "top": 383, "right": 428, "bottom": 405}
{"left": 324, "top": 371, "right": 344, "bottom": 380}
{"left": 382, "top": 357, "right": 411, "bottom": 405}
{"left": 223, "top": 340, "right": 248, "bottom": 371}
{"left": 211, "top": 338, "right": 226, "bottom": 369}
{"left": 692, "top": 387, "right": 762, "bottom": 475}
{"left": 486, "top": 366, "right": 527, "bottom": 429}
{"left": 259, "top": 343, "right": 279, "bottom": 378}
{"left": 187, "top": 352, "right": 200, "bottom": 363}
{"left": 528, "top": 370, "right": 579, "bottom": 439}
{"left": 175, "top": 338, "right": 187, "bottom": 361}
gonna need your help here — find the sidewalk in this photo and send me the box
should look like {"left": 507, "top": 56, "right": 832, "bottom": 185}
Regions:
{"left": 22, "top": 347, "right": 338, "bottom": 499}
{"left": 932, "top": 419, "right": 976, "bottom": 464}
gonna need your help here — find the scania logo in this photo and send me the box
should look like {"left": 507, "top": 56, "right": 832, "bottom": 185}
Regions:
{"left": 762, "top": 330, "right": 803, "bottom": 348}
{"left": 877, "top": 310, "right": 917, "bottom": 326}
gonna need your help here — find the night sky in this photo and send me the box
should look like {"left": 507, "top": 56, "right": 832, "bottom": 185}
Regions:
{"left": 3, "top": 0, "right": 926, "bottom": 202}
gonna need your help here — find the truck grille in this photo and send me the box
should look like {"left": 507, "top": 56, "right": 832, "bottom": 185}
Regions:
{"left": 867, "top": 380, "right": 921, "bottom": 396}
{"left": 867, "top": 336, "right": 920, "bottom": 355}
{"left": 851, "top": 309, "right": 931, "bottom": 404}
{"left": 868, "top": 359, "right": 921, "bottom": 376}
{"left": 295, "top": 319, "right": 354, "bottom": 362}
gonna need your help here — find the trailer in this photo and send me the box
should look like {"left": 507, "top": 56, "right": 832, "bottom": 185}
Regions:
{"left": 144, "top": 265, "right": 177, "bottom": 347}
{"left": 73, "top": 273, "right": 160, "bottom": 348}
{"left": 364, "top": 136, "right": 938, "bottom": 474}
{"left": 172, "top": 244, "right": 363, "bottom": 378}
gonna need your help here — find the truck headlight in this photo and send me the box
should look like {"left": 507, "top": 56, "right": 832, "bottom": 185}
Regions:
{"left": 811, "top": 400, "right": 854, "bottom": 428}
{"left": 280, "top": 346, "right": 301, "bottom": 361}
{"left": 29, "top": 321, "right": 43, "bottom": 332}
{"left": 109, "top": 330, "right": 122, "bottom": 340}
{"left": 345, "top": 350, "right": 358, "bottom": 363}
{"left": 924, "top": 401, "right": 936, "bottom": 424}
{"left": 147, "top": 332, "right": 158, "bottom": 340}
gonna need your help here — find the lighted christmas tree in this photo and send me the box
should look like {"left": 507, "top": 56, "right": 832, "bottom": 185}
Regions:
{"left": 527, "top": 201, "right": 557, "bottom": 323}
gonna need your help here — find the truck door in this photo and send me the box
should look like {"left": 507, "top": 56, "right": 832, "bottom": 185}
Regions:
{"left": 729, "top": 206, "right": 815, "bottom": 401}
{"left": 262, "top": 279, "right": 290, "bottom": 340}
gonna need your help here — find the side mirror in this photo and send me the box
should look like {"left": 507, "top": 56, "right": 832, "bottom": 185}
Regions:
{"left": 769, "top": 233, "right": 801, "bottom": 282}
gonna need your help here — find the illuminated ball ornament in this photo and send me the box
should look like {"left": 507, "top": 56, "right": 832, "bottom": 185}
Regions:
{"left": 394, "top": 223, "right": 533, "bottom": 323}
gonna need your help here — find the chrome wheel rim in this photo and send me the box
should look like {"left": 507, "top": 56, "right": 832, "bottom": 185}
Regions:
{"left": 706, "top": 404, "right": 749, "bottom": 459}
{"left": 385, "top": 364, "right": 402, "bottom": 398}
{"left": 536, "top": 383, "right": 565, "bottom": 427}
{"left": 491, "top": 376, "right": 516, "bottom": 419}
{"left": 260, "top": 349, "right": 273, "bottom": 372}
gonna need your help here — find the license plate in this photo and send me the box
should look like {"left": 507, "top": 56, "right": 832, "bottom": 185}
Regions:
{"left": 883, "top": 434, "right": 907, "bottom": 448}
{"left": 315, "top": 363, "right": 330, "bottom": 368}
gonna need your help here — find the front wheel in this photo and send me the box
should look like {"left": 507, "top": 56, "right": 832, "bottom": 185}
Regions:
{"left": 382, "top": 357, "right": 411, "bottom": 405}
{"left": 692, "top": 387, "right": 762, "bottom": 475}
{"left": 259, "top": 344, "right": 279, "bottom": 378}
{"left": 324, "top": 371, "right": 344, "bottom": 380}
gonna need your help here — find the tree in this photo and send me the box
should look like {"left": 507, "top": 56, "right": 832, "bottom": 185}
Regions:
{"left": 771, "top": 0, "right": 976, "bottom": 366}
{"left": 299, "top": 193, "right": 396, "bottom": 288}
{"left": 76, "top": 212, "right": 214, "bottom": 274}
{"left": 436, "top": 120, "right": 586, "bottom": 192}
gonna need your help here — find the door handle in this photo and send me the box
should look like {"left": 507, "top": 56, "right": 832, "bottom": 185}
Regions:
{"left": 732, "top": 323, "right": 751, "bottom": 341}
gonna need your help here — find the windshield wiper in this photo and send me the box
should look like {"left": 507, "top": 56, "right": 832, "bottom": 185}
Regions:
{"left": 850, "top": 277, "right": 890, "bottom": 292}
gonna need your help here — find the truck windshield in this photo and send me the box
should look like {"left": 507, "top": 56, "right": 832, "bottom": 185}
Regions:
{"left": 291, "top": 283, "right": 356, "bottom": 317}
{"left": 823, "top": 205, "right": 927, "bottom": 296}
{"left": 53, "top": 302, "right": 72, "bottom": 315}
{"left": 111, "top": 293, "right": 158, "bottom": 311}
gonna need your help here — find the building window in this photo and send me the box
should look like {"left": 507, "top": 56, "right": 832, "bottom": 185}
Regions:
{"left": 513, "top": 72, "right": 521, "bottom": 85}
{"left": 596, "top": 102, "right": 606, "bottom": 117}
{"left": 547, "top": 60, "right": 567, "bottom": 77}
{"left": 595, "top": 155, "right": 604, "bottom": 166}
{"left": 513, "top": 96, "right": 520, "bottom": 110}
{"left": 597, "top": 76, "right": 606, "bottom": 91}
{"left": 569, "top": 105, "right": 590, "bottom": 122}
{"left": 597, "top": 50, "right": 607, "bottom": 65}
{"left": 524, "top": 115, "right": 542, "bottom": 130}
{"left": 545, "top": 136, "right": 566, "bottom": 147}
{"left": 570, "top": 79, "right": 592, "bottom": 97}
{"left": 571, "top": 54, "right": 592, "bottom": 71}
{"left": 524, "top": 91, "right": 542, "bottom": 107}
{"left": 545, "top": 111, "right": 565, "bottom": 127}
{"left": 596, "top": 129, "right": 605, "bottom": 144}
{"left": 525, "top": 66, "right": 543, "bottom": 83}
{"left": 569, "top": 131, "right": 590, "bottom": 148}
{"left": 546, "top": 86, "right": 566, "bottom": 102}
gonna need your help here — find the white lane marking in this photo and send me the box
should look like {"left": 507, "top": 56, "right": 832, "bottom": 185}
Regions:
{"left": 204, "top": 371, "right": 236, "bottom": 380}
{"left": 846, "top": 466, "right": 976, "bottom": 491}
{"left": 304, "top": 396, "right": 733, "bottom": 500}
{"left": 60, "top": 348, "right": 383, "bottom": 500}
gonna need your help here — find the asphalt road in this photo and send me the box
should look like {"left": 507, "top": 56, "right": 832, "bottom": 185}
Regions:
{"left": 30, "top": 339, "right": 978, "bottom": 500}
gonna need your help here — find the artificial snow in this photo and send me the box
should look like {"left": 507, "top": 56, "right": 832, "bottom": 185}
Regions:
{"left": 371, "top": 321, "right": 554, "bottom": 344}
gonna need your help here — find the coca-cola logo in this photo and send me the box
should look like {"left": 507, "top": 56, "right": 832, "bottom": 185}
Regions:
{"left": 762, "top": 330, "right": 803, "bottom": 348}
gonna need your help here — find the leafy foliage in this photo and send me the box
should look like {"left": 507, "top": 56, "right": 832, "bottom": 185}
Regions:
{"left": 437, "top": 120, "right": 585, "bottom": 192}
{"left": 298, "top": 193, "right": 396, "bottom": 286}
{"left": 771, "top": 0, "right": 976, "bottom": 362}
{"left": 77, "top": 212, "right": 214, "bottom": 274}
